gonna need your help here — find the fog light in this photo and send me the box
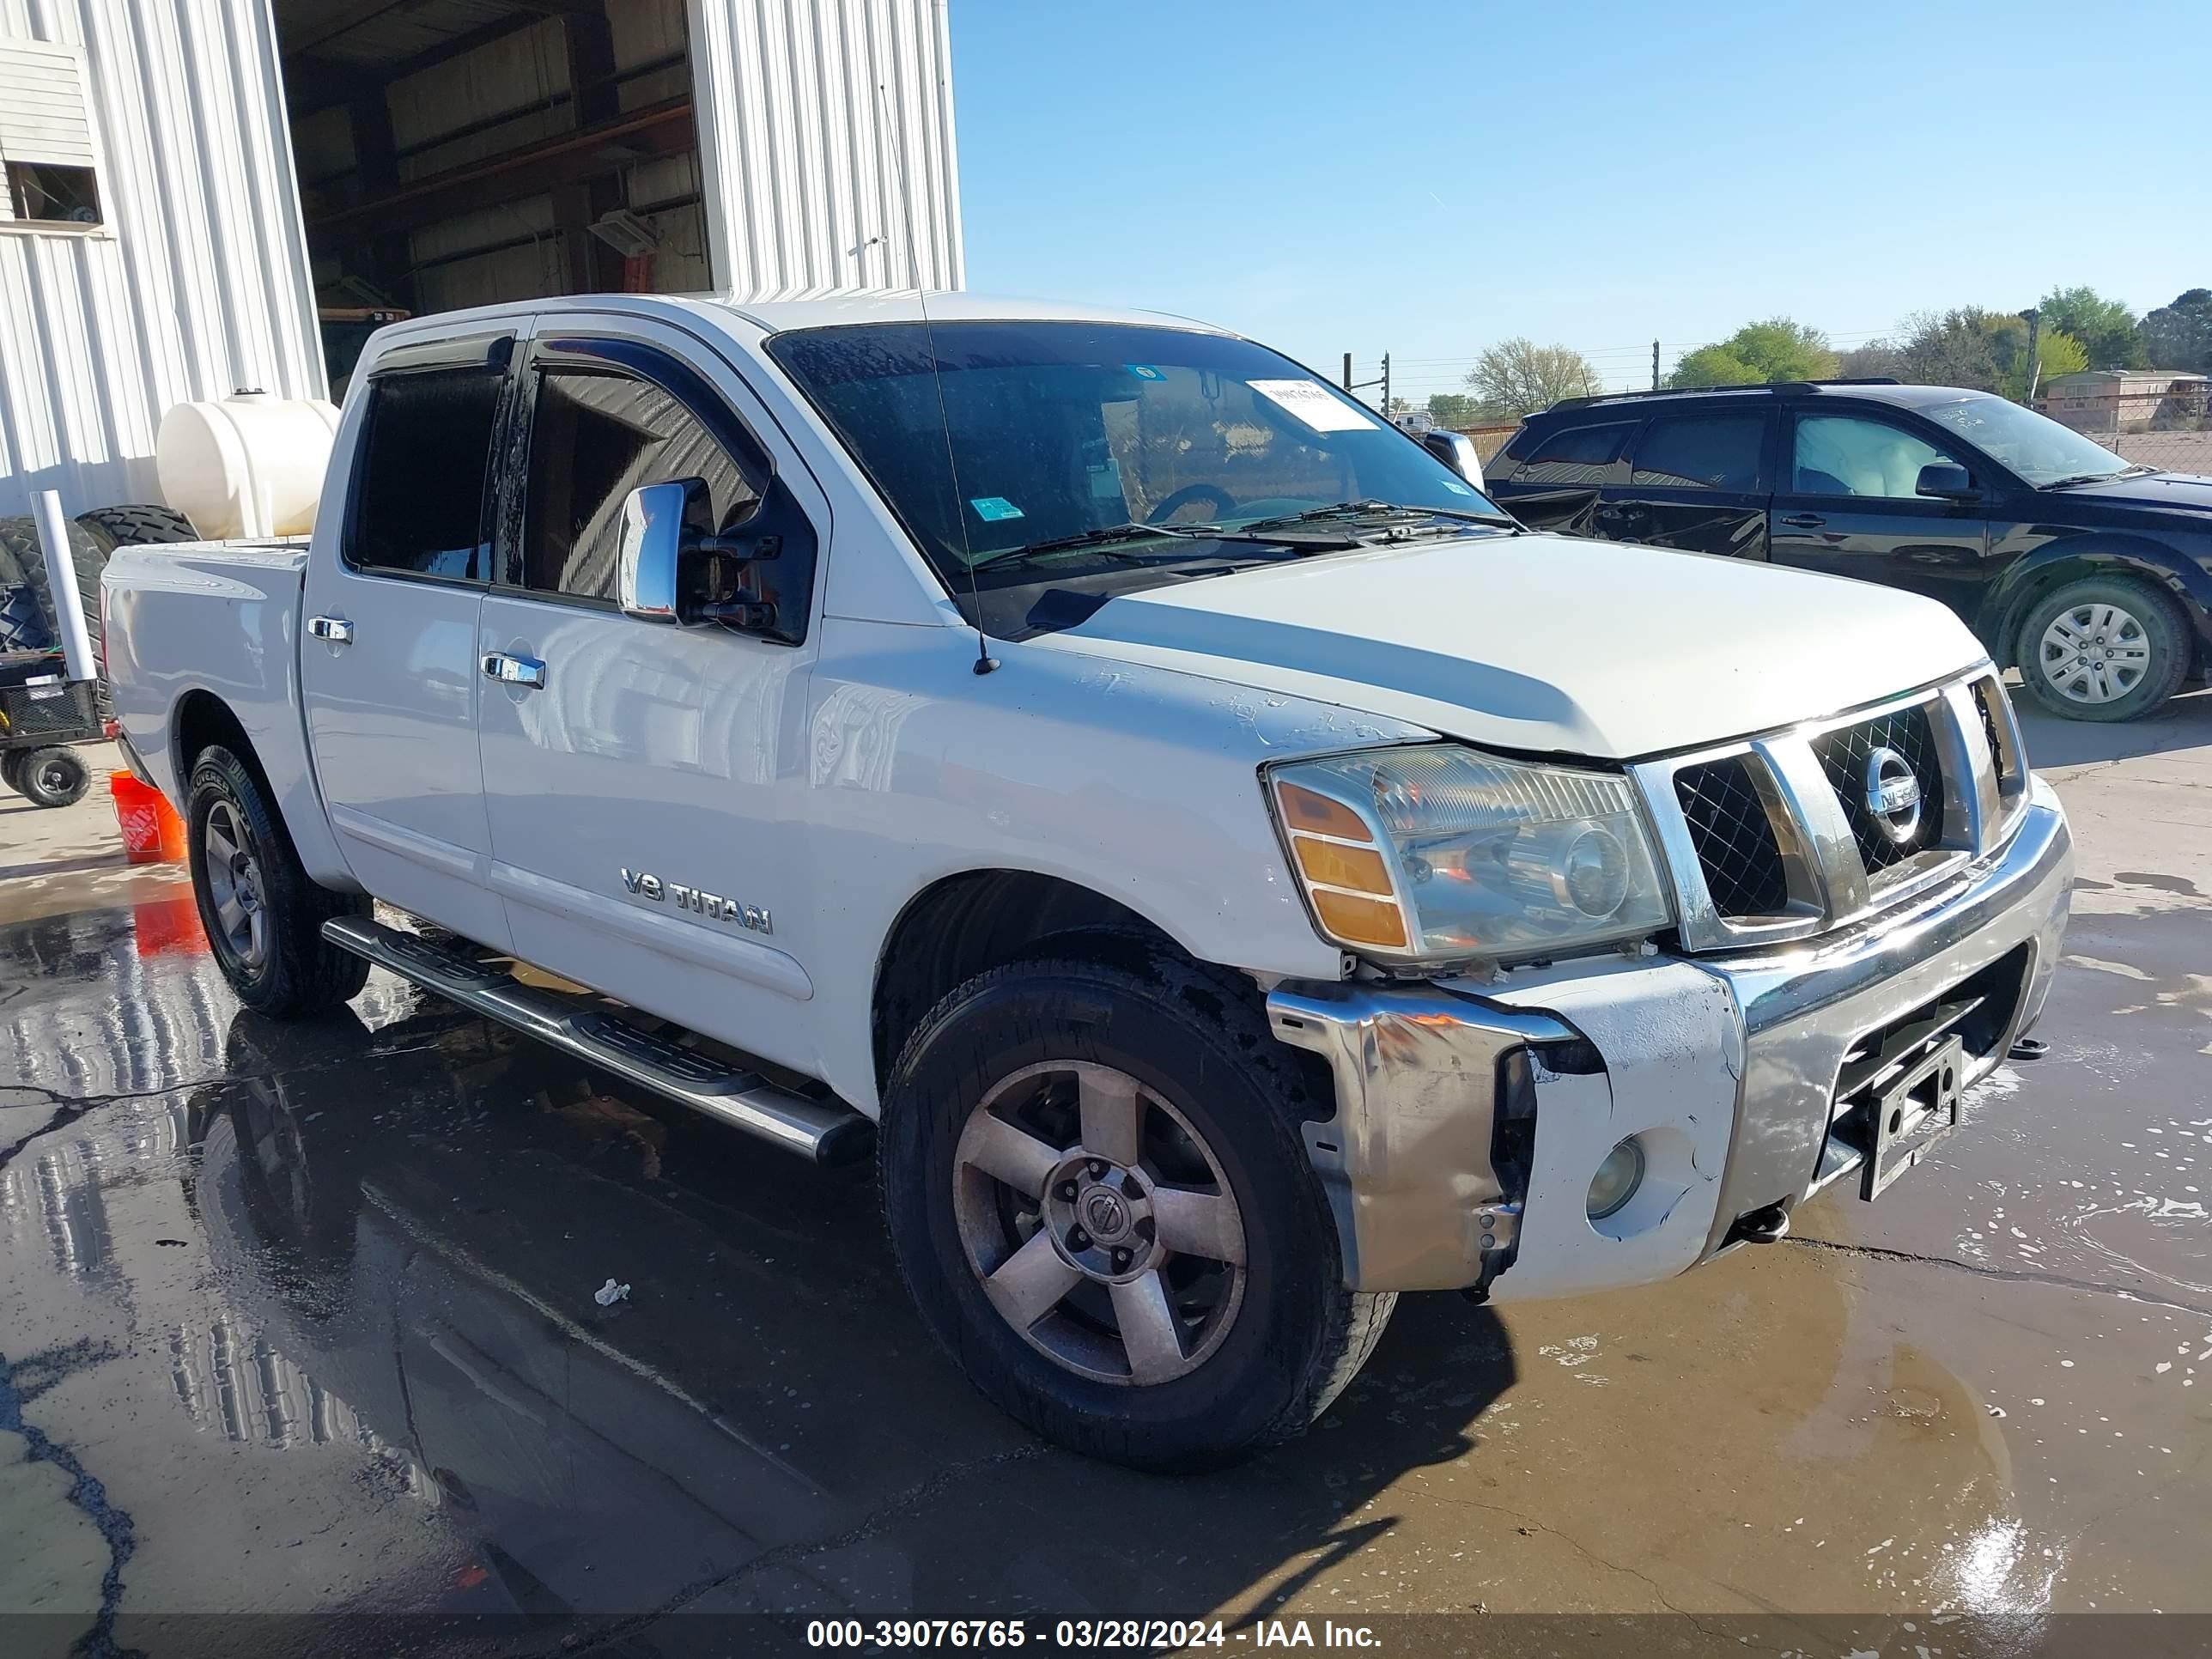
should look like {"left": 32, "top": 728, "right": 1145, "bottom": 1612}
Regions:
{"left": 1586, "top": 1135, "right": 1645, "bottom": 1220}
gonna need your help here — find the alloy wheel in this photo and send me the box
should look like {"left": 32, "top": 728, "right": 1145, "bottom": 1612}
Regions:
{"left": 204, "top": 799, "right": 269, "bottom": 970}
{"left": 2038, "top": 600, "right": 2150, "bottom": 705}
{"left": 951, "top": 1060, "right": 1248, "bottom": 1385}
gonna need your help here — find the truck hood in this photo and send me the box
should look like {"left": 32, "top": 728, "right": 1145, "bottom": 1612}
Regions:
{"left": 1024, "top": 533, "right": 1987, "bottom": 760}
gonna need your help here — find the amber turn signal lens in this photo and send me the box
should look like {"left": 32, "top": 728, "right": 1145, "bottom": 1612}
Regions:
{"left": 1276, "top": 782, "right": 1372, "bottom": 842}
{"left": 1292, "top": 836, "right": 1392, "bottom": 896}
{"left": 1312, "top": 889, "right": 1408, "bottom": 949}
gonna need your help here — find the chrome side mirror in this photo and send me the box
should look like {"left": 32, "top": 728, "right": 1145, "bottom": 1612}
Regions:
{"left": 1421, "top": 429, "right": 1484, "bottom": 484}
{"left": 617, "top": 479, "right": 692, "bottom": 622}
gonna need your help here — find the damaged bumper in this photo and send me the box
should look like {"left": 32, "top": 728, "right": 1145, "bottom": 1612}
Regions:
{"left": 1268, "top": 776, "right": 2072, "bottom": 1300}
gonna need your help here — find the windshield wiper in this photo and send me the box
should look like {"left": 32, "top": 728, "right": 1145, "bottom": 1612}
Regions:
{"left": 967, "top": 521, "right": 1206, "bottom": 570}
{"left": 1235, "top": 500, "right": 1521, "bottom": 534}
{"left": 2042, "top": 465, "right": 2154, "bottom": 489}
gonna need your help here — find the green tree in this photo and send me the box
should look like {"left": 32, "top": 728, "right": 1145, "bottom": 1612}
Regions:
{"left": 1893, "top": 309, "right": 2006, "bottom": 392}
{"left": 1466, "top": 338, "right": 1607, "bottom": 415}
{"left": 1668, "top": 317, "right": 1838, "bottom": 387}
{"left": 2037, "top": 285, "right": 2145, "bottom": 369}
{"left": 1425, "top": 392, "right": 1483, "bottom": 428}
{"left": 2142, "top": 289, "right": 2212, "bottom": 373}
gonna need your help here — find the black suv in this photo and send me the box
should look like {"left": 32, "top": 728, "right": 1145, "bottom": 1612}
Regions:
{"left": 1484, "top": 380, "right": 2212, "bottom": 721}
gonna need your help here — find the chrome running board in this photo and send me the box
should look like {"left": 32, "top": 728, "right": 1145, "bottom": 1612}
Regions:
{"left": 322, "top": 915, "right": 872, "bottom": 1166}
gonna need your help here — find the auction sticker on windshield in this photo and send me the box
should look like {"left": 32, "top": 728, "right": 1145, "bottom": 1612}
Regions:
{"left": 1249, "top": 379, "right": 1378, "bottom": 432}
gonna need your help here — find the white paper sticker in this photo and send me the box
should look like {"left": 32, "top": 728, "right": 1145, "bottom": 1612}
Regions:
{"left": 1247, "top": 379, "right": 1378, "bottom": 433}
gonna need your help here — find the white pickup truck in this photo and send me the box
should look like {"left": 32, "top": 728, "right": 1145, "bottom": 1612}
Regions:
{"left": 102, "top": 293, "right": 2073, "bottom": 1471}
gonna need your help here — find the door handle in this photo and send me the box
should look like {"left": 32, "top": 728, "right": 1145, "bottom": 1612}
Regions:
{"left": 306, "top": 615, "right": 354, "bottom": 644}
{"left": 1780, "top": 513, "right": 1826, "bottom": 529}
{"left": 482, "top": 652, "right": 547, "bottom": 690}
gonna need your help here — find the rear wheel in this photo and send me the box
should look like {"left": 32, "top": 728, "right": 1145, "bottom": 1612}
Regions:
{"left": 881, "top": 951, "right": 1391, "bottom": 1472}
{"left": 185, "top": 744, "right": 370, "bottom": 1017}
{"left": 2015, "top": 575, "right": 2191, "bottom": 722}
{"left": 15, "top": 746, "right": 88, "bottom": 807}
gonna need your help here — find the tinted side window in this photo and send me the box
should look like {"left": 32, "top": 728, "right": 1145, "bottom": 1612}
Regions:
{"left": 520, "top": 369, "right": 761, "bottom": 602}
{"left": 1514, "top": 421, "right": 1633, "bottom": 484}
{"left": 350, "top": 368, "right": 503, "bottom": 579}
{"left": 1630, "top": 415, "right": 1765, "bottom": 492}
{"left": 1792, "top": 415, "right": 1960, "bottom": 499}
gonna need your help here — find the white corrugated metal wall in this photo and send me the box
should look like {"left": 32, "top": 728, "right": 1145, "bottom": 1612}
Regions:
{"left": 0, "top": 0, "right": 325, "bottom": 520}
{"left": 687, "top": 0, "right": 963, "bottom": 298}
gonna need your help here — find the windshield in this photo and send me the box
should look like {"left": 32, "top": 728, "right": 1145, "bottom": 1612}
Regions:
{"left": 1919, "top": 395, "right": 2138, "bottom": 488}
{"left": 766, "top": 320, "right": 1504, "bottom": 588}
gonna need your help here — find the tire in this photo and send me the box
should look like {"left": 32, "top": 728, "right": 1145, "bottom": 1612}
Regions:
{"left": 0, "top": 750, "right": 24, "bottom": 794}
{"left": 185, "top": 743, "right": 370, "bottom": 1017}
{"left": 2014, "top": 575, "right": 2192, "bottom": 722}
{"left": 880, "top": 948, "right": 1392, "bottom": 1473}
{"left": 0, "top": 514, "right": 108, "bottom": 659}
{"left": 17, "top": 745, "right": 89, "bottom": 807}
{"left": 75, "top": 502, "right": 198, "bottom": 556}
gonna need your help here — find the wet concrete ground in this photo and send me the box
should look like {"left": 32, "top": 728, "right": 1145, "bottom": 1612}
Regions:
{"left": 1, "top": 708, "right": 2209, "bottom": 1655}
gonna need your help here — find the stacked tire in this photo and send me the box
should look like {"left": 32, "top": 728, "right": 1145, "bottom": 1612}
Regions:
{"left": 0, "top": 504, "right": 197, "bottom": 659}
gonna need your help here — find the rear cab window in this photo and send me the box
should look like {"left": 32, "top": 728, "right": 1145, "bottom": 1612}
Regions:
{"left": 347, "top": 368, "right": 504, "bottom": 581}
{"left": 1628, "top": 413, "right": 1768, "bottom": 492}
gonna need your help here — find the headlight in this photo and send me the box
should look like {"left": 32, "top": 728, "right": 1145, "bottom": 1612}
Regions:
{"left": 1267, "top": 744, "right": 1673, "bottom": 964}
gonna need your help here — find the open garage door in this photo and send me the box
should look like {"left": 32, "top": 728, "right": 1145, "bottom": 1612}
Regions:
{"left": 276, "top": 0, "right": 708, "bottom": 392}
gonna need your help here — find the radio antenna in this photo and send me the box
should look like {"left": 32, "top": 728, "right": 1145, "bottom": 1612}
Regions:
{"left": 876, "top": 81, "right": 997, "bottom": 674}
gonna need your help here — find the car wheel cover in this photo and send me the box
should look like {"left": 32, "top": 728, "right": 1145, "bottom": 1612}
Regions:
{"left": 2038, "top": 600, "right": 2150, "bottom": 705}
{"left": 951, "top": 1060, "right": 1249, "bottom": 1386}
{"left": 204, "top": 798, "right": 270, "bottom": 970}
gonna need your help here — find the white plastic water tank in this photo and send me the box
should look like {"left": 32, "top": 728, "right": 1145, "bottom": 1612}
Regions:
{"left": 155, "top": 390, "right": 341, "bottom": 540}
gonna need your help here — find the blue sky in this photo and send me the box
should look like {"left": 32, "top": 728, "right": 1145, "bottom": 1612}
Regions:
{"left": 949, "top": 0, "right": 2212, "bottom": 400}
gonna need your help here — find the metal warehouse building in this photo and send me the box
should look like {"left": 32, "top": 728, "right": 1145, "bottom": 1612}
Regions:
{"left": 0, "top": 0, "right": 963, "bottom": 521}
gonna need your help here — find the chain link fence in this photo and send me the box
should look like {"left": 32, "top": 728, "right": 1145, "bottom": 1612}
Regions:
{"left": 2036, "top": 385, "right": 2211, "bottom": 474}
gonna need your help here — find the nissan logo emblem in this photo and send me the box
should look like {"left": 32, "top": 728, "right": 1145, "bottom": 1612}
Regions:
{"left": 1863, "top": 747, "right": 1923, "bottom": 845}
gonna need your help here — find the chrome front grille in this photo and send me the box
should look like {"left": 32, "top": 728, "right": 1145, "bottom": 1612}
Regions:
{"left": 1673, "top": 757, "right": 1790, "bottom": 916}
{"left": 1632, "top": 670, "right": 2029, "bottom": 953}
{"left": 1808, "top": 702, "right": 1946, "bottom": 874}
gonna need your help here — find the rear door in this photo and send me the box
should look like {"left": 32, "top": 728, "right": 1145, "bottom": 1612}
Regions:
{"left": 300, "top": 330, "right": 518, "bottom": 948}
{"left": 472, "top": 318, "right": 828, "bottom": 1072}
{"left": 1769, "top": 406, "right": 1992, "bottom": 615}
{"left": 1599, "top": 410, "right": 1773, "bottom": 559}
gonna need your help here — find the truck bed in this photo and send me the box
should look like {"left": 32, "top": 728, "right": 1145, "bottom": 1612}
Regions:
{"left": 101, "top": 538, "right": 348, "bottom": 884}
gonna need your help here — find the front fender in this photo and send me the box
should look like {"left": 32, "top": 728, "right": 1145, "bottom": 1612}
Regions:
{"left": 1976, "top": 529, "right": 2212, "bottom": 660}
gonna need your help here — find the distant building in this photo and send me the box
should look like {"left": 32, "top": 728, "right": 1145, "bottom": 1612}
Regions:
{"left": 2041, "top": 370, "right": 2209, "bottom": 434}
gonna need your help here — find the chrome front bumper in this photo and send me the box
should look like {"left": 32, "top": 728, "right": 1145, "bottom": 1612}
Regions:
{"left": 1267, "top": 777, "right": 2072, "bottom": 1298}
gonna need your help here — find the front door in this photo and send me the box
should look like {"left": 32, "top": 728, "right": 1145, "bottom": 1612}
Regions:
{"left": 299, "top": 332, "right": 515, "bottom": 948}
{"left": 473, "top": 320, "right": 828, "bottom": 1073}
{"left": 1595, "top": 409, "right": 1773, "bottom": 560}
{"left": 1769, "top": 408, "right": 1992, "bottom": 617}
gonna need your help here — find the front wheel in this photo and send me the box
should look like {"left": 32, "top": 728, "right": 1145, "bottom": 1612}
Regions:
{"left": 185, "top": 744, "right": 370, "bottom": 1017}
{"left": 881, "top": 951, "right": 1392, "bottom": 1472}
{"left": 2015, "top": 575, "right": 2191, "bottom": 722}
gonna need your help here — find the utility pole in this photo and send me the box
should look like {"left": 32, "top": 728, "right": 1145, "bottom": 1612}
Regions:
{"left": 1342, "top": 352, "right": 1352, "bottom": 392}
{"left": 2021, "top": 307, "right": 2043, "bottom": 405}
{"left": 1380, "top": 353, "right": 1390, "bottom": 420}
{"left": 1652, "top": 339, "right": 1661, "bottom": 391}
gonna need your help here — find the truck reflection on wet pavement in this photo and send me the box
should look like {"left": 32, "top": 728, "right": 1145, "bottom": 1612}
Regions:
{"left": 2, "top": 880, "right": 2208, "bottom": 1650}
